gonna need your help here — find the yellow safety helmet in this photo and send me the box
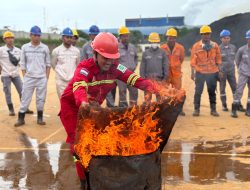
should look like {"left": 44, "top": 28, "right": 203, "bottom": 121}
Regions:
{"left": 3, "top": 31, "right": 14, "bottom": 39}
{"left": 166, "top": 28, "right": 177, "bottom": 37}
{"left": 72, "top": 29, "right": 79, "bottom": 37}
{"left": 118, "top": 26, "right": 130, "bottom": 35}
{"left": 200, "top": 25, "right": 212, "bottom": 34}
{"left": 148, "top": 32, "right": 160, "bottom": 43}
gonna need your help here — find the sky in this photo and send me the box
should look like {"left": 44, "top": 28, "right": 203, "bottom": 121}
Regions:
{"left": 0, "top": 0, "right": 249, "bottom": 32}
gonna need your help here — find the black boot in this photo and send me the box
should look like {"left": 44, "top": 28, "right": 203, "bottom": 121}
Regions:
{"left": 179, "top": 108, "right": 186, "bottom": 116}
{"left": 231, "top": 103, "right": 238, "bottom": 118}
{"left": 25, "top": 108, "right": 34, "bottom": 114}
{"left": 238, "top": 104, "right": 246, "bottom": 112}
{"left": 14, "top": 112, "right": 25, "bottom": 127}
{"left": 193, "top": 104, "right": 200, "bottom": 116}
{"left": 37, "top": 111, "right": 46, "bottom": 125}
{"left": 180, "top": 111, "right": 186, "bottom": 116}
{"left": 210, "top": 104, "right": 219, "bottom": 116}
{"left": 80, "top": 179, "right": 87, "bottom": 190}
{"left": 222, "top": 103, "right": 228, "bottom": 112}
{"left": 7, "top": 103, "right": 15, "bottom": 116}
{"left": 245, "top": 103, "right": 250, "bottom": 116}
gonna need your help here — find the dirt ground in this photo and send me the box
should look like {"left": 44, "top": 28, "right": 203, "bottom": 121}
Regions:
{"left": 0, "top": 58, "right": 249, "bottom": 189}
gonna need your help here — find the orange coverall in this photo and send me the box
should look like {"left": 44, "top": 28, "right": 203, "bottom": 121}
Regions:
{"left": 161, "top": 42, "right": 185, "bottom": 89}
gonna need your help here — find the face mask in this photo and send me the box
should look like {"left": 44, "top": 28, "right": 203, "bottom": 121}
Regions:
{"left": 202, "top": 42, "right": 212, "bottom": 51}
{"left": 151, "top": 43, "right": 159, "bottom": 49}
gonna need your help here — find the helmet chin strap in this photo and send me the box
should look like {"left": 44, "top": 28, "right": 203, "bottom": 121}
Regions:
{"left": 94, "top": 51, "right": 99, "bottom": 66}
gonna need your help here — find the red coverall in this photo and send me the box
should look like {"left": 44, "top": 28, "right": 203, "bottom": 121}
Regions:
{"left": 59, "top": 58, "right": 158, "bottom": 180}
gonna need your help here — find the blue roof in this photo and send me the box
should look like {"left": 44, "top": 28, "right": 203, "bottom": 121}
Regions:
{"left": 126, "top": 17, "right": 184, "bottom": 27}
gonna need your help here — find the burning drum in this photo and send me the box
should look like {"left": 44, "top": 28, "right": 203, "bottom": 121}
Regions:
{"left": 75, "top": 89, "right": 185, "bottom": 190}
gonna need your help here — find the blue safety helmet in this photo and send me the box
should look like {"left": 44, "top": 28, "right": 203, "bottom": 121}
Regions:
{"left": 30, "top": 26, "right": 41, "bottom": 36}
{"left": 220, "top": 29, "right": 231, "bottom": 38}
{"left": 62, "top": 27, "right": 73, "bottom": 37}
{"left": 246, "top": 30, "right": 250, "bottom": 39}
{"left": 88, "top": 25, "right": 100, "bottom": 35}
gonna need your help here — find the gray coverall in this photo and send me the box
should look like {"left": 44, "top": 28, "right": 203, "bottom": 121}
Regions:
{"left": 81, "top": 41, "right": 93, "bottom": 61}
{"left": 233, "top": 44, "right": 250, "bottom": 104}
{"left": 19, "top": 42, "right": 51, "bottom": 113}
{"left": 0, "top": 46, "right": 22, "bottom": 106}
{"left": 140, "top": 47, "right": 169, "bottom": 102}
{"left": 117, "top": 42, "right": 138, "bottom": 107}
{"left": 219, "top": 44, "right": 237, "bottom": 106}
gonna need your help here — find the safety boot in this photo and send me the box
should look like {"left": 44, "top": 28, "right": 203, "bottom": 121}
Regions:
{"left": 210, "top": 104, "right": 219, "bottom": 117}
{"left": 37, "top": 111, "right": 46, "bottom": 125}
{"left": 238, "top": 104, "right": 246, "bottom": 112}
{"left": 80, "top": 179, "right": 87, "bottom": 190}
{"left": 222, "top": 103, "right": 228, "bottom": 112}
{"left": 245, "top": 103, "right": 250, "bottom": 117}
{"left": 192, "top": 110, "right": 199, "bottom": 116}
{"left": 14, "top": 112, "right": 25, "bottom": 127}
{"left": 180, "top": 111, "right": 186, "bottom": 116}
{"left": 25, "top": 108, "right": 34, "bottom": 114}
{"left": 231, "top": 103, "right": 238, "bottom": 118}
{"left": 193, "top": 104, "right": 200, "bottom": 116}
{"left": 7, "top": 103, "right": 15, "bottom": 116}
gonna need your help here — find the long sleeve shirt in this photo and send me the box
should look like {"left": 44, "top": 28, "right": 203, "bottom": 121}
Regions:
{"left": 190, "top": 40, "right": 221, "bottom": 74}
{"left": 118, "top": 42, "right": 138, "bottom": 71}
{"left": 0, "top": 45, "right": 21, "bottom": 77}
{"left": 140, "top": 47, "right": 168, "bottom": 80}
{"left": 235, "top": 44, "right": 250, "bottom": 77}
{"left": 61, "top": 58, "right": 158, "bottom": 108}
{"left": 51, "top": 44, "right": 80, "bottom": 82}
{"left": 20, "top": 42, "right": 51, "bottom": 78}
{"left": 219, "top": 43, "right": 236, "bottom": 73}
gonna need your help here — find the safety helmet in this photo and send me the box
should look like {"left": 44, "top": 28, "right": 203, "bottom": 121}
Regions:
{"left": 3, "top": 31, "right": 14, "bottom": 39}
{"left": 220, "top": 29, "right": 231, "bottom": 37}
{"left": 30, "top": 26, "right": 42, "bottom": 36}
{"left": 72, "top": 29, "right": 79, "bottom": 37}
{"left": 166, "top": 28, "right": 177, "bottom": 37}
{"left": 89, "top": 25, "right": 100, "bottom": 35}
{"left": 200, "top": 25, "right": 212, "bottom": 34}
{"left": 118, "top": 26, "right": 130, "bottom": 35}
{"left": 62, "top": 27, "right": 73, "bottom": 37}
{"left": 91, "top": 32, "right": 120, "bottom": 59}
{"left": 246, "top": 29, "right": 250, "bottom": 39}
{"left": 148, "top": 32, "right": 160, "bottom": 43}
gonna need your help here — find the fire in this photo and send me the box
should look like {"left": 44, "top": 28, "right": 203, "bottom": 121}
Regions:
{"left": 74, "top": 83, "right": 185, "bottom": 169}
{"left": 75, "top": 105, "right": 162, "bottom": 169}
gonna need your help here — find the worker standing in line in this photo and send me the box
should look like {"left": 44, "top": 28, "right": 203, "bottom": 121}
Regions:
{"left": 190, "top": 25, "right": 222, "bottom": 117}
{"left": 161, "top": 28, "right": 185, "bottom": 115}
{"left": 71, "top": 29, "right": 79, "bottom": 47}
{"left": 140, "top": 32, "right": 168, "bottom": 102}
{"left": 0, "top": 31, "right": 33, "bottom": 116}
{"left": 231, "top": 29, "right": 250, "bottom": 118}
{"left": 81, "top": 25, "right": 100, "bottom": 61}
{"left": 60, "top": 32, "right": 162, "bottom": 189}
{"left": 14, "top": 26, "right": 51, "bottom": 126}
{"left": 51, "top": 27, "right": 80, "bottom": 98}
{"left": 218, "top": 29, "right": 245, "bottom": 112}
{"left": 117, "top": 26, "right": 138, "bottom": 107}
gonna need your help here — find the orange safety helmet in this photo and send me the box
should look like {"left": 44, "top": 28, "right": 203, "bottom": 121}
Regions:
{"left": 91, "top": 32, "right": 120, "bottom": 59}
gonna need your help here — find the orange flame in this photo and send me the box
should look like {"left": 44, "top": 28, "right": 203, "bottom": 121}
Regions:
{"left": 74, "top": 83, "right": 185, "bottom": 169}
{"left": 75, "top": 106, "right": 162, "bottom": 169}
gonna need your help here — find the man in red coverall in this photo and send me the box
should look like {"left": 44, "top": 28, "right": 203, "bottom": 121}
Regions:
{"left": 60, "top": 32, "right": 160, "bottom": 189}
